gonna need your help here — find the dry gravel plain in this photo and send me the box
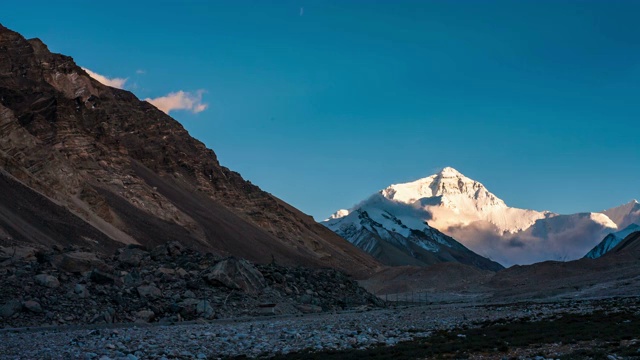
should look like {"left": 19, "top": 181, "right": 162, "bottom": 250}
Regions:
{"left": 3, "top": 297, "right": 640, "bottom": 360}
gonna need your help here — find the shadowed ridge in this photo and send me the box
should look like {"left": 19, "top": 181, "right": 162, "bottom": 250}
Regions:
{"left": 606, "top": 231, "right": 640, "bottom": 255}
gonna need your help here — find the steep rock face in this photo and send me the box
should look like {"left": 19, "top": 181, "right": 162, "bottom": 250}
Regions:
{"left": 325, "top": 167, "right": 634, "bottom": 267}
{"left": 0, "top": 24, "right": 379, "bottom": 277}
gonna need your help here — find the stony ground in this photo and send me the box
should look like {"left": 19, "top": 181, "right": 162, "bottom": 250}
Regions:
{"left": 3, "top": 297, "right": 639, "bottom": 360}
{"left": 3, "top": 244, "right": 640, "bottom": 359}
{"left": 0, "top": 243, "right": 381, "bottom": 329}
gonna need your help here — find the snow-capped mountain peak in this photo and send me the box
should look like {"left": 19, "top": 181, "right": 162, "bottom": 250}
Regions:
{"left": 603, "top": 199, "right": 640, "bottom": 229}
{"left": 375, "top": 167, "right": 546, "bottom": 234}
{"left": 381, "top": 167, "right": 507, "bottom": 210}
{"left": 322, "top": 175, "right": 504, "bottom": 271}
{"left": 324, "top": 167, "right": 636, "bottom": 266}
{"left": 380, "top": 167, "right": 502, "bottom": 207}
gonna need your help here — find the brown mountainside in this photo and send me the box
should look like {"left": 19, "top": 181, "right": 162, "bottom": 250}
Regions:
{"left": 0, "top": 24, "right": 379, "bottom": 277}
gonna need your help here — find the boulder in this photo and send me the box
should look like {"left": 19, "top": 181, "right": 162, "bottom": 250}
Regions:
{"left": 150, "top": 245, "right": 168, "bottom": 260}
{"left": 74, "top": 284, "right": 90, "bottom": 298}
{"left": 257, "top": 303, "right": 277, "bottom": 316}
{"left": 156, "top": 268, "right": 175, "bottom": 276}
{"left": 137, "top": 285, "right": 161, "bottom": 299}
{"left": 180, "top": 298, "right": 200, "bottom": 307}
{"left": 90, "top": 269, "right": 116, "bottom": 284}
{"left": 34, "top": 274, "right": 60, "bottom": 288}
{"left": 176, "top": 268, "right": 189, "bottom": 277}
{"left": 23, "top": 300, "right": 42, "bottom": 313}
{"left": 118, "top": 247, "right": 147, "bottom": 267}
{"left": 196, "top": 300, "right": 214, "bottom": 319}
{"left": 203, "top": 258, "right": 266, "bottom": 295}
{"left": 123, "top": 270, "right": 141, "bottom": 285}
{"left": 296, "top": 304, "right": 322, "bottom": 313}
{"left": 134, "top": 310, "right": 155, "bottom": 322}
{"left": 0, "top": 246, "right": 37, "bottom": 263}
{"left": 89, "top": 308, "right": 115, "bottom": 324}
{"left": 166, "top": 241, "right": 184, "bottom": 257}
{"left": 103, "top": 308, "right": 115, "bottom": 323}
{"left": 51, "top": 252, "right": 107, "bottom": 273}
{"left": 0, "top": 300, "right": 22, "bottom": 317}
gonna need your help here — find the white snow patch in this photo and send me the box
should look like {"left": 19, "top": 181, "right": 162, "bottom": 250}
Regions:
{"left": 326, "top": 209, "right": 349, "bottom": 221}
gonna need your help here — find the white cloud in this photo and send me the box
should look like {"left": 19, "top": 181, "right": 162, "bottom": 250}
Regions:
{"left": 145, "top": 90, "right": 208, "bottom": 114}
{"left": 81, "top": 67, "right": 128, "bottom": 89}
{"left": 136, "top": 69, "right": 146, "bottom": 75}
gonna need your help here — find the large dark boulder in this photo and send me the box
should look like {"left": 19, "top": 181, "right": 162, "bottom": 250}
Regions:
{"left": 51, "top": 252, "right": 108, "bottom": 274}
{"left": 204, "top": 258, "right": 266, "bottom": 295}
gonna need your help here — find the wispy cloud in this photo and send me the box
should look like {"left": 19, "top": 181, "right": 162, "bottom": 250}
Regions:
{"left": 81, "top": 67, "right": 128, "bottom": 89}
{"left": 82, "top": 67, "right": 207, "bottom": 115}
{"left": 145, "top": 90, "right": 208, "bottom": 114}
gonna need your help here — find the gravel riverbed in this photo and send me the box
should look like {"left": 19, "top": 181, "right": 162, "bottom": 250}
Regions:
{"left": 0, "top": 300, "right": 611, "bottom": 360}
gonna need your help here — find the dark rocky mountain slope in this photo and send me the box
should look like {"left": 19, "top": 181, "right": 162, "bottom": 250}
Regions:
{"left": 0, "top": 24, "right": 379, "bottom": 277}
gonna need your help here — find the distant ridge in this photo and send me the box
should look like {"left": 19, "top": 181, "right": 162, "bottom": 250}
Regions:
{"left": 585, "top": 223, "right": 640, "bottom": 259}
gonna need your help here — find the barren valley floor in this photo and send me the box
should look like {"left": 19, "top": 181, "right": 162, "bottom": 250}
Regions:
{"left": 2, "top": 297, "right": 640, "bottom": 359}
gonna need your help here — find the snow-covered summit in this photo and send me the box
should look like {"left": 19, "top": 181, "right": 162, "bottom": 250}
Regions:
{"left": 321, "top": 170, "right": 504, "bottom": 270}
{"left": 378, "top": 167, "right": 548, "bottom": 234}
{"left": 324, "top": 167, "right": 634, "bottom": 266}
{"left": 381, "top": 167, "right": 504, "bottom": 207}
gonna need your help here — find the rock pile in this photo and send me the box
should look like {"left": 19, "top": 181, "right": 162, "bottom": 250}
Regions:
{"left": 0, "top": 242, "right": 382, "bottom": 328}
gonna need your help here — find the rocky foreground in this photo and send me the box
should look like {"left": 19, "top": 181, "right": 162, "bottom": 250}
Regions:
{"left": 4, "top": 244, "right": 640, "bottom": 359}
{"left": 2, "top": 297, "right": 639, "bottom": 359}
{"left": 0, "top": 243, "right": 381, "bottom": 329}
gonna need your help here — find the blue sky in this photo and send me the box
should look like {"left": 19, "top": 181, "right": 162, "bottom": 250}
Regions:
{"left": 3, "top": 1, "right": 639, "bottom": 220}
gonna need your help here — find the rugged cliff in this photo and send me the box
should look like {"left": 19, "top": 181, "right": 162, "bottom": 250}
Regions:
{"left": 0, "top": 24, "right": 379, "bottom": 277}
